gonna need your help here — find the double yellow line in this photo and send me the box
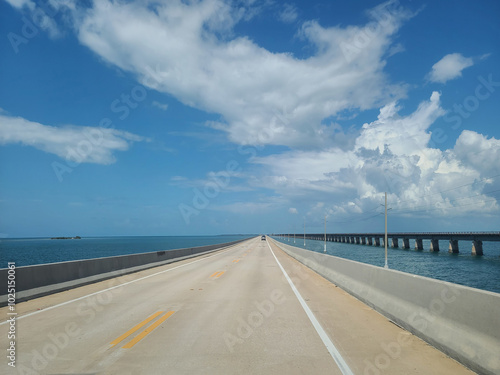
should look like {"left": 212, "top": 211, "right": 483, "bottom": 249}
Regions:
{"left": 210, "top": 271, "right": 225, "bottom": 278}
{"left": 111, "top": 311, "right": 175, "bottom": 349}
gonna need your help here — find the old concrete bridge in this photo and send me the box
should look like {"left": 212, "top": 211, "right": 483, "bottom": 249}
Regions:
{"left": 275, "top": 232, "right": 500, "bottom": 255}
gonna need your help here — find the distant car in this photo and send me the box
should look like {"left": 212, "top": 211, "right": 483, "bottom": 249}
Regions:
{"left": 261, "top": 235, "right": 266, "bottom": 240}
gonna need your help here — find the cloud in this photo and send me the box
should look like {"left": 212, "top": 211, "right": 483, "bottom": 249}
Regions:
{"left": 211, "top": 201, "right": 274, "bottom": 214}
{"left": 279, "top": 4, "right": 298, "bottom": 23}
{"left": 4, "top": 0, "right": 66, "bottom": 38}
{"left": 288, "top": 207, "right": 298, "bottom": 214}
{"left": 427, "top": 53, "right": 474, "bottom": 83}
{"left": 0, "top": 114, "right": 147, "bottom": 164}
{"left": 152, "top": 101, "right": 169, "bottom": 111}
{"left": 451, "top": 130, "right": 500, "bottom": 176}
{"left": 252, "top": 92, "right": 499, "bottom": 218}
{"left": 65, "top": 0, "right": 412, "bottom": 149}
{"left": 9, "top": 1, "right": 497, "bottom": 223}
{"left": 4, "top": 0, "right": 34, "bottom": 9}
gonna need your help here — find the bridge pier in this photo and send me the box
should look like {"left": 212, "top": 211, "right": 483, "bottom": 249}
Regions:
{"left": 472, "top": 240, "right": 483, "bottom": 256}
{"left": 296, "top": 233, "right": 497, "bottom": 255}
{"left": 402, "top": 238, "right": 410, "bottom": 249}
{"left": 448, "top": 240, "right": 459, "bottom": 254}
{"left": 430, "top": 239, "right": 440, "bottom": 252}
{"left": 391, "top": 237, "right": 399, "bottom": 248}
{"left": 415, "top": 239, "right": 423, "bottom": 251}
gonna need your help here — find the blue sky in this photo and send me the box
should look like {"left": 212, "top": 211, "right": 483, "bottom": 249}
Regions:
{"left": 1, "top": 0, "right": 499, "bottom": 237}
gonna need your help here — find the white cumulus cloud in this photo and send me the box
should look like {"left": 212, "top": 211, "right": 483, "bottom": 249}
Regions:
{"left": 252, "top": 92, "right": 499, "bottom": 218}
{"left": 66, "top": 0, "right": 412, "bottom": 148}
{"left": 0, "top": 114, "right": 148, "bottom": 164}
{"left": 428, "top": 53, "right": 474, "bottom": 84}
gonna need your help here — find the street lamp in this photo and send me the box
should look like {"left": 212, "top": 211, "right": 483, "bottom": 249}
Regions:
{"left": 303, "top": 217, "right": 306, "bottom": 247}
{"left": 324, "top": 213, "right": 327, "bottom": 253}
{"left": 383, "top": 192, "right": 392, "bottom": 269}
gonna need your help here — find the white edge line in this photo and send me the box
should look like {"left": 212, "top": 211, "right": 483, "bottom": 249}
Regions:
{"left": 0, "top": 240, "right": 252, "bottom": 325}
{"left": 266, "top": 239, "right": 354, "bottom": 375}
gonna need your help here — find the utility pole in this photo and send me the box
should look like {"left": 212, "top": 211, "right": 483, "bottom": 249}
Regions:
{"left": 384, "top": 192, "right": 388, "bottom": 269}
{"left": 324, "top": 213, "right": 327, "bottom": 253}
{"left": 303, "top": 217, "right": 306, "bottom": 247}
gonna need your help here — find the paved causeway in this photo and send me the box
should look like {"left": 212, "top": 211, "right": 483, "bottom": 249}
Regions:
{"left": 1, "top": 237, "right": 475, "bottom": 374}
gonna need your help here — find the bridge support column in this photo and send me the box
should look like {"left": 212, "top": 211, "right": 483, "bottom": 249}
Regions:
{"left": 374, "top": 238, "right": 380, "bottom": 246}
{"left": 367, "top": 237, "right": 373, "bottom": 246}
{"left": 350, "top": 237, "right": 355, "bottom": 244}
{"left": 415, "top": 239, "right": 423, "bottom": 251}
{"left": 430, "top": 239, "right": 440, "bottom": 252}
{"left": 402, "top": 238, "right": 410, "bottom": 249}
{"left": 391, "top": 237, "right": 399, "bottom": 248}
{"left": 361, "top": 237, "right": 366, "bottom": 245}
{"left": 448, "top": 240, "right": 459, "bottom": 254}
{"left": 472, "top": 240, "right": 483, "bottom": 256}
{"left": 355, "top": 237, "right": 360, "bottom": 244}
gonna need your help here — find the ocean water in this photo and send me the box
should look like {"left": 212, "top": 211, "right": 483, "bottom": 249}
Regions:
{"left": 0, "top": 235, "right": 253, "bottom": 268}
{"left": 272, "top": 236, "right": 500, "bottom": 295}
{"left": 2, "top": 235, "right": 499, "bottom": 295}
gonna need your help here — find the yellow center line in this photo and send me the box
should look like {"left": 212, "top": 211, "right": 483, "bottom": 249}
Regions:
{"left": 232, "top": 259, "right": 239, "bottom": 263}
{"left": 110, "top": 311, "right": 164, "bottom": 347}
{"left": 122, "top": 311, "right": 175, "bottom": 349}
{"left": 216, "top": 271, "right": 225, "bottom": 278}
{"left": 210, "top": 271, "right": 219, "bottom": 278}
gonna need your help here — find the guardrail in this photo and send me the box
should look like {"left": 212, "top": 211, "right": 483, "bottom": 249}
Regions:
{"left": 0, "top": 237, "right": 252, "bottom": 306}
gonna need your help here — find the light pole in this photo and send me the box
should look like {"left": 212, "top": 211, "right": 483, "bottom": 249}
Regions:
{"left": 303, "top": 217, "right": 306, "bottom": 247}
{"left": 384, "top": 192, "right": 388, "bottom": 269}
{"left": 324, "top": 213, "right": 327, "bottom": 253}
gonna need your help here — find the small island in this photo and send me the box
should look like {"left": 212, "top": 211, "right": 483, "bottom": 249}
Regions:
{"left": 50, "top": 236, "right": 82, "bottom": 240}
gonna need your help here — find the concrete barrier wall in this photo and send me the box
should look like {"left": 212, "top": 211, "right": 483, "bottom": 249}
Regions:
{"left": 0, "top": 238, "right": 252, "bottom": 305}
{"left": 270, "top": 238, "right": 500, "bottom": 375}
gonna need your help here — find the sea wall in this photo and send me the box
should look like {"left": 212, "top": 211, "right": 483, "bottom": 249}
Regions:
{"left": 0, "top": 238, "right": 251, "bottom": 305}
{"left": 271, "top": 238, "right": 500, "bottom": 375}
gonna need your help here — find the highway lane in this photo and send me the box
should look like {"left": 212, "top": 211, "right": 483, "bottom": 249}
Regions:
{"left": 1, "top": 237, "right": 475, "bottom": 374}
